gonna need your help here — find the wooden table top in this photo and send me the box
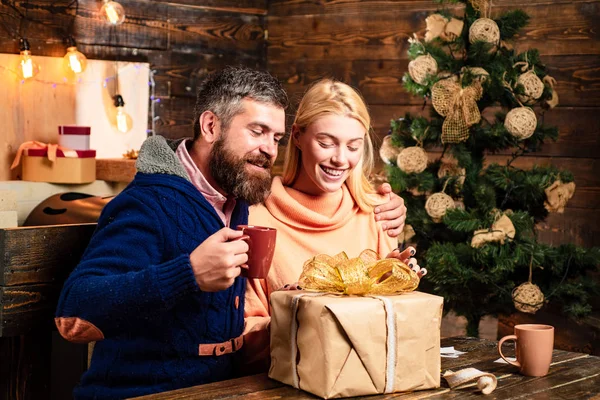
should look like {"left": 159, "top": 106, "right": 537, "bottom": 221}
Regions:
{"left": 132, "top": 337, "right": 600, "bottom": 399}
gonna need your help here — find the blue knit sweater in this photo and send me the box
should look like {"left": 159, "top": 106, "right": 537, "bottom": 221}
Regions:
{"left": 56, "top": 138, "right": 249, "bottom": 399}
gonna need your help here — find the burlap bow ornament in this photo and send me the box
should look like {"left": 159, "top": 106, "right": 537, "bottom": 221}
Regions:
{"left": 425, "top": 14, "right": 464, "bottom": 42}
{"left": 471, "top": 214, "right": 516, "bottom": 248}
{"left": 432, "top": 78, "right": 483, "bottom": 143}
{"left": 544, "top": 180, "right": 575, "bottom": 213}
{"left": 298, "top": 249, "right": 420, "bottom": 296}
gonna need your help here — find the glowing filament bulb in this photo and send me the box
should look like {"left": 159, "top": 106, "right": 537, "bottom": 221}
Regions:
{"left": 116, "top": 107, "right": 129, "bottom": 133}
{"left": 21, "top": 54, "right": 34, "bottom": 78}
{"left": 63, "top": 45, "right": 88, "bottom": 75}
{"left": 101, "top": 1, "right": 126, "bottom": 25}
{"left": 17, "top": 39, "right": 40, "bottom": 80}
{"left": 70, "top": 54, "right": 82, "bottom": 73}
{"left": 113, "top": 95, "right": 132, "bottom": 133}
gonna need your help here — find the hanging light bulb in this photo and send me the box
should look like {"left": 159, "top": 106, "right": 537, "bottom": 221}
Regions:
{"left": 101, "top": 0, "right": 126, "bottom": 25}
{"left": 113, "top": 95, "right": 132, "bottom": 133}
{"left": 63, "top": 37, "right": 88, "bottom": 75}
{"left": 17, "top": 38, "right": 40, "bottom": 80}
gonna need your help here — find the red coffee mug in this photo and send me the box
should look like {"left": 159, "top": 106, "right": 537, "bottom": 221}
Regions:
{"left": 236, "top": 225, "right": 276, "bottom": 279}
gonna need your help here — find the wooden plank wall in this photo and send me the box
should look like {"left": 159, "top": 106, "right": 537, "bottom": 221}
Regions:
{"left": 267, "top": 0, "right": 600, "bottom": 248}
{"left": 1, "top": 1, "right": 598, "bottom": 249}
{"left": 0, "top": 0, "right": 268, "bottom": 141}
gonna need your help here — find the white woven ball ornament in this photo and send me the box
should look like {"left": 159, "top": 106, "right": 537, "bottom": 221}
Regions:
{"left": 396, "top": 146, "right": 428, "bottom": 174}
{"left": 425, "top": 192, "right": 455, "bottom": 223}
{"left": 469, "top": 18, "right": 500, "bottom": 45}
{"left": 379, "top": 135, "right": 402, "bottom": 165}
{"left": 517, "top": 71, "right": 544, "bottom": 104}
{"left": 408, "top": 55, "right": 438, "bottom": 85}
{"left": 512, "top": 282, "right": 545, "bottom": 314}
{"left": 462, "top": 66, "right": 489, "bottom": 83}
{"left": 505, "top": 107, "right": 537, "bottom": 140}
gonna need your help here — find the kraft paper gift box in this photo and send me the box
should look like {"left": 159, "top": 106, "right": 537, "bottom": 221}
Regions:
{"left": 269, "top": 290, "right": 444, "bottom": 399}
{"left": 22, "top": 148, "right": 96, "bottom": 184}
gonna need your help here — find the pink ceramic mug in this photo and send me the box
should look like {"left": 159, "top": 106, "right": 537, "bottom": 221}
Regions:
{"left": 498, "top": 324, "right": 554, "bottom": 377}
{"left": 236, "top": 225, "right": 276, "bottom": 279}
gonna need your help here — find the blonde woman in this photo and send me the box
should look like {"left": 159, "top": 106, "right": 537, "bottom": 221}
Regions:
{"left": 241, "top": 79, "right": 421, "bottom": 371}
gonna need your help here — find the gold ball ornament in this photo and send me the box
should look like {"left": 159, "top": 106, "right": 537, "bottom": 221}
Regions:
{"left": 408, "top": 54, "right": 438, "bottom": 85}
{"left": 425, "top": 192, "right": 455, "bottom": 223}
{"left": 469, "top": 18, "right": 500, "bottom": 45}
{"left": 396, "top": 146, "right": 428, "bottom": 174}
{"left": 379, "top": 135, "right": 402, "bottom": 165}
{"left": 512, "top": 282, "right": 545, "bottom": 314}
{"left": 505, "top": 107, "right": 537, "bottom": 140}
{"left": 517, "top": 71, "right": 544, "bottom": 104}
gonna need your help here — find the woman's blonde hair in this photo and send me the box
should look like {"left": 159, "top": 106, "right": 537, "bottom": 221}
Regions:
{"left": 282, "top": 79, "right": 380, "bottom": 212}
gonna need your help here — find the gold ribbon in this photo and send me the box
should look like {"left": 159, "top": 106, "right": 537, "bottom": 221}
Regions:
{"left": 10, "top": 141, "right": 79, "bottom": 170}
{"left": 432, "top": 78, "right": 483, "bottom": 143}
{"left": 298, "top": 249, "right": 420, "bottom": 296}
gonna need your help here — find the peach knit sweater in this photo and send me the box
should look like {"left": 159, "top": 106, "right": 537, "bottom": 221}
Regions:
{"left": 242, "top": 176, "right": 396, "bottom": 369}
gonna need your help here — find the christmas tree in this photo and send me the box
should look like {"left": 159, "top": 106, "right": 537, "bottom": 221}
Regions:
{"left": 383, "top": 0, "right": 600, "bottom": 337}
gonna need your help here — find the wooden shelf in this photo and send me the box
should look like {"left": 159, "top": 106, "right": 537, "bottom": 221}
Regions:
{"left": 96, "top": 158, "right": 136, "bottom": 183}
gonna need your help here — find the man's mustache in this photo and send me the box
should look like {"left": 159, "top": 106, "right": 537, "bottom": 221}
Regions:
{"left": 245, "top": 154, "right": 273, "bottom": 169}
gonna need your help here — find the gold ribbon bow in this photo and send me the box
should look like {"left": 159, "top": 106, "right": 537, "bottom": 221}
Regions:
{"left": 10, "top": 141, "right": 79, "bottom": 170}
{"left": 298, "top": 249, "right": 420, "bottom": 296}
{"left": 432, "top": 78, "right": 483, "bottom": 143}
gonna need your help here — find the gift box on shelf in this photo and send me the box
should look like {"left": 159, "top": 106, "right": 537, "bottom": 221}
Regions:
{"left": 268, "top": 250, "right": 443, "bottom": 399}
{"left": 16, "top": 145, "right": 96, "bottom": 184}
{"left": 58, "top": 125, "right": 91, "bottom": 150}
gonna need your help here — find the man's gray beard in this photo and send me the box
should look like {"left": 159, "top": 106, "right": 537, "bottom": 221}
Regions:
{"left": 209, "top": 136, "right": 273, "bottom": 205}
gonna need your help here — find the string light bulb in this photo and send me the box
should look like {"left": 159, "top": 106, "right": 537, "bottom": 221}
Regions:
{"left": 113, "top": 95, "right": 132, "bottom": 133}
{"left": 101, "top": 0, "right": 126, "bottom": 25}
{"left": 17, "top": 38, "right": 40, "bottom": 80}
{"left": 63, "top": 37, "right": 87, "bottom": 75}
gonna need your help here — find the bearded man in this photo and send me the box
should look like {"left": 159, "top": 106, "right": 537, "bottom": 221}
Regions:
{"left": 55, "top": 67, "right": 406, "bottom": 400}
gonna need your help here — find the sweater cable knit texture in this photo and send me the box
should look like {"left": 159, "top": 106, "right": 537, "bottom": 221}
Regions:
{"left": 55, "top": 136, "right": 249, "bottom": 399}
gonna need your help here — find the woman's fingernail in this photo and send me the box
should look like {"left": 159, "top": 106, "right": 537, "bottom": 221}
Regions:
{"left": 410, "top": 249, "right": 415, "bottom": 255}
{"left": 375, "top": 208, "right": 380, "bottom": 214}
{"left": 284, "top": 284, "right": 290, "bottom": 288}
{"left": 409, "top": 263, "right": 414, "bottom": 267}
{"left": 382, "top": 224, "right": 387, "bottom": 230}
{"left": 297, "top": 286, "right": 302, "bottom": 290}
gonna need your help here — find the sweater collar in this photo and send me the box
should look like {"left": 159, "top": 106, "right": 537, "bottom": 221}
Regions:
{"left": 135, "top": 136, "right": 190, "bottom": 181}
{"left": 264, "top": 177, "right": 359, "bottom": 231}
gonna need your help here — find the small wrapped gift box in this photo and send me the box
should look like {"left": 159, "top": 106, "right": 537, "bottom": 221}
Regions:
{"left": 22, "top": 147, "right": 96, "bottom": 184}
{"left": 269, "top": 250, "right": 443, "bottom": 399}
{"left": 58, "top": 126, "right": 91, "bottom": 150}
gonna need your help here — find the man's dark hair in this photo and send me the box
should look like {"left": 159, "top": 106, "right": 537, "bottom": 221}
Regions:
{"left": 193, "top": 66, "right": 289, "bottom": 140}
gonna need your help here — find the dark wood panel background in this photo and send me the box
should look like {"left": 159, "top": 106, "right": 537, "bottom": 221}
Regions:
{"left": 267, "top": 0, "right": 600, "bottom": 248}
{"left": 0, "top": 0, "right": 597, "bottom": 248}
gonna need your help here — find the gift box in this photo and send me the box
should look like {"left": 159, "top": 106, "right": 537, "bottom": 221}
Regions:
{"left": 58, "top": 126, "right": 91, "bottom": 150}
{"left": 269, "top": 290, "right": 443, "bottom": 398}
{"left": 22, "top": 148, "right": 96, "bottom": 184}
